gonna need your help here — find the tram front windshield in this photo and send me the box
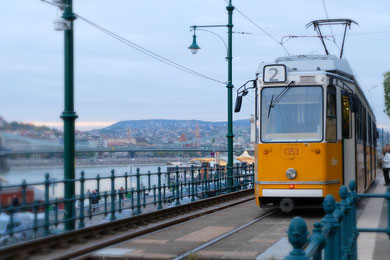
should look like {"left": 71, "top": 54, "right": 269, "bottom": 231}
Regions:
{"left": 261, "top": 86, "right": 323, "bottom": 142}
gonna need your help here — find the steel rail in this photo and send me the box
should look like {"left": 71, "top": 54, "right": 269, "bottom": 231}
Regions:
{"left": 75, "top": 192, "right": 260, "bottom": 260}
{"left": 173, "top": 209, "right": 277, "bottom": 260}
{"left": 0, "top": 189, "right": 254, "bottom": 260}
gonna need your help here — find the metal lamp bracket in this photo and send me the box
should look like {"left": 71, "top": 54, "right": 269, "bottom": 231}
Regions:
{"left": 53, "top": 17, "right": 70, "bottom": 31}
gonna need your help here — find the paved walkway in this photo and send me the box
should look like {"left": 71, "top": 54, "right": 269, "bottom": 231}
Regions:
{"left": 364, "top": 172, "right": 390, "bottom": 260}
{"left": 262, "top": 173, "right": 390, "bottom": 260}
{"left": 88, "top": 174, "right": 389, "bottom": 259}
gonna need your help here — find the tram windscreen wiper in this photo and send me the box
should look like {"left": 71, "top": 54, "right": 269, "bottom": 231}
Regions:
{"left": 267, "top": 81, "right": 295, "bottom": 118}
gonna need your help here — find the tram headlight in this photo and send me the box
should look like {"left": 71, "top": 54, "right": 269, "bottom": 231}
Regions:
{"left": 286, "top": 168, "right": 297, "bottom": 179}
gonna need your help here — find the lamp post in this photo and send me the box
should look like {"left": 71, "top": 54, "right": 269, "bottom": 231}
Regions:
{"left": 53, "top": 0, "right": 77, "bottom": 231}
{"left": 62, "top": 0, "right": 77, "bottom": 232}
{"left": 188, "top": 0, "right": 235, "bottom": 191}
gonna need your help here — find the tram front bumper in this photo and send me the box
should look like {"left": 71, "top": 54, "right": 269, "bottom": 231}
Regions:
{"left": 262, "top": 188, "right": 323, "bottom": 197}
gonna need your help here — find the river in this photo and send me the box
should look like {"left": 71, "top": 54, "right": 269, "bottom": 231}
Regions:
{"left": 1, "top": 164, "right": 169, "bottom": 199}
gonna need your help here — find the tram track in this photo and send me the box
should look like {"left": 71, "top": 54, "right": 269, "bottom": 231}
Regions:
{"left": 172, "top": 209, "right": 278, "bottom": 260}
{"left": 74, "top": 197, "right": 277, "bottom": 260}
{"left": 80, "top": 197, "right": 281, "bottom": 260}
{"left": 0, "top": 189, "right": 254, "bottom": 260}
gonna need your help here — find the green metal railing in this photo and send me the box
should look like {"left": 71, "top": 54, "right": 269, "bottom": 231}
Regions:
{"left": 285, "top": 180, "right": 390, "bottom": 260}
{"left": 0, "top": 163, "right": 254, "bottom": 247}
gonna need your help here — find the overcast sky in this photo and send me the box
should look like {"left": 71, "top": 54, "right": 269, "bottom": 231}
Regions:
{"left": 1, "top": 0, "right": 389, "bottom": 130}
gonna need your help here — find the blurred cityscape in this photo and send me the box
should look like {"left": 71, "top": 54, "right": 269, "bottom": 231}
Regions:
{"left": 0, "top": 116, "right": 254, "bottom": 169}
{"left": 0, "top": 117, "right": 251, "bottom": 151}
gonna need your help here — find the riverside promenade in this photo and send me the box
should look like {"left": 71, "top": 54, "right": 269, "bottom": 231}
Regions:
{"left": 71, "top": 173, "right": 389, "bottom": 260}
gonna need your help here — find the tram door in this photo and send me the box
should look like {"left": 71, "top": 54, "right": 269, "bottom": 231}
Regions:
{"left": 342, "top": 94, "right": 355, "bottom": 186}
{"left": 367, "top": 116, "right": 372, "bottom": 187}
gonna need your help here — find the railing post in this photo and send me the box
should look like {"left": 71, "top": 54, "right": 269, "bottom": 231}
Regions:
{"left": 96, "top": 174, "right": 101, "bottom": 196}
{"left": 167, "top": 171, "right": 172, "bottom": 199}
{"left": 243, "top": 162, "right": 248, "bottom": 189}
{"left": 147, "top": 170, "right": 151, "bottom": 192}
{"left": 9, "top": 205, "right": 15, "bottom": 239}
{"left": 78, "top": 171, "right": 85, "bottom": 228}
{"left": 21, "top": 180, "right": 27, "bottom": 211}
{"left": 142, "top": 186, "right": 146, "bottom": 208}
{"left": 333, "top": 202, "right": 343, "bottom": 258}
{"left": 153, "top": 184, "right": 157, "bottom": 206}
{"left": 157, "top": 167, "right": 162, "bottom": 209}
{"left": 110, "top": 169, "right": 116, "bottom": 221}
{"left": 175, "top": 166, "right": 180, "bottom": 206}
{"left": 44, "top": 173, "right": 50, "bottom": 236}
{"left": 162, "top": 184, "right": 167, "bottom": 202}
{"left": 33, "top": 200, "right": 38, "bottom": 237}
{"left": 135, "top": 168, "right": 141, "bottom": 215}
{"left": 103, "top": 191, "right": 108, "bottom": 217}
{"left": 197, "top": 168, "right": 201, "bottom": 197}
{"left": 227, "top": 164, "right": 232, "bottom": 192}
{"left": 339, "top": 185, "right": 351, "bottom": 258}
{"left": 118, "top": 186, "right": 122, "bottom": 213}
{"left": 72, "top": 195, "right": 76, "bottom": 221}
{"left": 130, "top": 188, "right": 135, "bottom": 211}
{"left": 184, "top": 169, "right": 187, "bottom": 184}
{"left": 124, "top": 172, "right": 128, "bottom": 196}
{"left": 309, "top": 222, "right": 326, "bottom": 260}
{"left": 321, "top": 195, "right": 340, "bottom": 260}
{"left": 54, "top": 198, "right": 59, "bottom": 228}
{"left": 285, "top": 216, "right": 309, "bottom": 260}
{"left": 348, "top": 180, "right": 358, "bottom": 260}
{"left": 235, "top": 163, "right": 240, "bottom": 190}
{"left": 181, "top": 170, "right": 186, "bottom": 199}
{"left": 203, "top": 165, "right": 209, "bottom": 198}
{"left": 215, "top": 164, "right": 220, "bottom": 195}
{"left": 191, "top": 165, "right": 195, "bottom": 202}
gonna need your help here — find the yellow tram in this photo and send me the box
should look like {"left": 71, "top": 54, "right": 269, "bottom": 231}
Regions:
{"left": 236, "top": 54, "right": 377, "bottom": 212}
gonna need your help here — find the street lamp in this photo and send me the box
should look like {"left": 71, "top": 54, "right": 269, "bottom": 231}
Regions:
{"left": 52, "top": 0, "right": 77, "bottom": 231}
{"left": 188, "top": 0, "right": 235, "bottom": 191}
{"left": 188, "top": 30, "right": 200, "bottom": 55}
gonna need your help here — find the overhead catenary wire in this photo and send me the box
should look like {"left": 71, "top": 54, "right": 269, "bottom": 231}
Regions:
{"left": 316, "top": 2, "right": 375, "bottom": 113}
{"left": 75, "top": 15, "right": 256, "bottom": 103}
{"left": 39, "top": 0, "right": 256, "bottom": 103}
{"left": 40, "top": 0, "right": 61, "bottom": 8}
{"left": 75, "top": 14, "right": 226, "bottom": 85}
{"left": 223, "top": 0, "right": 290, "bottom": 55}
{"left": 236, "top": 30, "right": 390, "bottom": 37}
{"left": 321, "top": 0, "right": 340, "bottom": 50}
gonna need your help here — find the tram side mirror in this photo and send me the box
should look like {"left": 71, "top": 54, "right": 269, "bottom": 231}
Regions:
{"left": 235, "top": 95, "right": 243, "bottom": 113}
{"left": 234, "top": 90, "right": 248, "bottom": 113}
{"left": 350, "top": 95, "right": 358, "bottom": 113}
{"left": 376, "top": 130, "right": 380, "bottom": 139}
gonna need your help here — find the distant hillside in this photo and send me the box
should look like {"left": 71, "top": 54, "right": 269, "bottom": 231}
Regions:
{"left": 0, "top": 117, "right": 61, "bottom": 137}
{"left": 90, "top": 119, "right": 251, "bottom": 146}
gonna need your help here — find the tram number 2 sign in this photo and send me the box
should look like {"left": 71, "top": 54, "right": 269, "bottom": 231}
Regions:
{"left": 263, "top": 64, "right": 287, "bottom": 83}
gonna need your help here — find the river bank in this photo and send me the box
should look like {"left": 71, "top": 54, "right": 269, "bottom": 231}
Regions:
{"left": 7, "top": 157, "right": 192, "bottom": 170}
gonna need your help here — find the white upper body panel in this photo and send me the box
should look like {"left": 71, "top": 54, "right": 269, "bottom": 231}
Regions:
{"left": 256, "top": 55, "right": 353, "bottom": 76}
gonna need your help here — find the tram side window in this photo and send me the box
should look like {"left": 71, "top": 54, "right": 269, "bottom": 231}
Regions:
{"left": 368, "top": 116, "right": 372, "bottom": 145}
{"left": 342, "top": 95, "right": 351, "bottom": 139}
{"left": 356, "top": 99, "right": 363, "bottom": 141}
{"left": 363, "top": 107, "right": 367, "bottom": 143}
{"left": 326, "top": 86, "right": 337, "bottom": 142}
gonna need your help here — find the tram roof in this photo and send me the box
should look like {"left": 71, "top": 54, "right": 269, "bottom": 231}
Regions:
{"left": 256, "top": 54, "right": 376, "bottom": 121}
{"left": 256, "top": 55, "right": 353, "bottom": 76}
